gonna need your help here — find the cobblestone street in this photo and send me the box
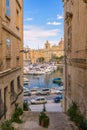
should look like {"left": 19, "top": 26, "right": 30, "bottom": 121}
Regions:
{"left": 13, "top": 111, "right": 78, "bottom": 130}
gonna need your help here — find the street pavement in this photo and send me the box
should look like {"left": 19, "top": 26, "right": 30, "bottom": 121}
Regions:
{"left": 18, "top": 95, "right": 78, "bottom": 130}
{"left": 24, "top": 94, "right": 63, "bottom": 112}
{"left": 29, "top": 101, "right": 63, "bottom": 112}
{"left": 13, "top": 111, "right": 78, "bottom": 130}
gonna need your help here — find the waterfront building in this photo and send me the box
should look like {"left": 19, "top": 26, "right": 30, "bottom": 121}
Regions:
{"left": 0, "top": 0, "right": 23, "bottom": 121}
{"left": 24, "top": 39, "right": 64, "bottom": 64}
{"left": 63, "top": 0, "right": 87, "bottom": 118}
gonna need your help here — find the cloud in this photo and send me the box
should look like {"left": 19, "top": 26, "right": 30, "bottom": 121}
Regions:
{"left": 24, "top": 17, "right": 33, "bottom": 21}
{"left": 24, "top": 25, "right": 60, "bottom": 49}
{"left": 24, "top": 25, "right": 60, "bottom": 38}
{"left": 47, "top": 22, "right": 61, "bottom": 26}
{"left": 57, "top": 14, "right": 64, "bottom": 19}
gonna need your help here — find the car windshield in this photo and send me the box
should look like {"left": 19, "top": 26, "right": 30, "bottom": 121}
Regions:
{"left": 42, "top": 89, "right": 49, "bottom": 91}
{"left": 41, "top": 98, "right": 45, "bottom": 100}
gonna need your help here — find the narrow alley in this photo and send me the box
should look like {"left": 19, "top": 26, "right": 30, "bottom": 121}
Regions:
{"left": 13, "top": 111, "right": 78, "bottom": 130}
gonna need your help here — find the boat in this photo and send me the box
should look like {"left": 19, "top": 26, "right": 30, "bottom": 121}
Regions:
{"left": 23, "top": 62, "right": 58, "bottom": 75}
{"left": 24, "top": 78, "right": 29, "bottom": 85}
{"left": 52, "top": 78, "right": 63, "bottom": 85}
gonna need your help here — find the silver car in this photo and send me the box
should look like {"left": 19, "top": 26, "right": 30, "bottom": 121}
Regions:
{"left": 36, "top": 88, "right": 50, "bottom": 95}
{"left": 31, "top": 97, "right": 47, "bottom": 104}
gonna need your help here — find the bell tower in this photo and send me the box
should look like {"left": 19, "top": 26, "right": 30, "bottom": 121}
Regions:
{"left": 45, "top": 40, "right": 50, "bottom": 49}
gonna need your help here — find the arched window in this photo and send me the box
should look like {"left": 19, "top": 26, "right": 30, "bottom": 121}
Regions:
{"left": 6, "top": 0, "right": 10, "bottom": 16}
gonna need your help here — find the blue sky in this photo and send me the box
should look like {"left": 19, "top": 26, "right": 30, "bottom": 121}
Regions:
{"left": 24, "top": 0, "right": 64, "bottom": 49}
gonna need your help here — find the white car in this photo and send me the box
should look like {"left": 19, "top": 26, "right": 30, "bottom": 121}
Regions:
{"left": 23, "top": 90, "right": 31, "bottom": 96}
{"left": 54, "top": 89, "right": 62, "bottom": 94}
{"left": 36, "top": 88, "right": 50, "bottom": 95}
{"left": 30, "top": 97, "right": 47, "bottom": 104}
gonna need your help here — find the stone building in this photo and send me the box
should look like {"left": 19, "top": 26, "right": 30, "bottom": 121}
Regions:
{"left": 51, "top": 38, "right": 64, "bottom": 59}
{"left": 24, "top": 39, "right": 64, "bottom": 64}
{"left": 0, "top": 0, "right": 23, "bottom": 121}
{"left": 63, "top": 0, "right": 87, "bottom": 118}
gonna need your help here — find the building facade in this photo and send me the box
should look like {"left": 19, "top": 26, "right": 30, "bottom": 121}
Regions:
{"left": 24, "top": 39, "right": 64, "bottom": 64}
{"left": 0, "top": 0, "right": 23, "bottom": 121}
{"left": 63, "top": 0, "right": 87, "bottom": 118}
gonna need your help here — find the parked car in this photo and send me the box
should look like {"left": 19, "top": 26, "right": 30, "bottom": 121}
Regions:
{"left": 36, "top": 88, "right": 50, "bottom": 95}
{"left": 23, "top": 90, "right": 31, "bottom": 96}
{"left": 54, "top": 89, "right": 62, "bottom": 94}
{"left": 23, "top": 87, "right": 29, "bottom": 91}
{"left": 54, "top": 94, "right": 63, "bottom": 103}
{"left": 30, "top": 87, "right": 39, "bottom": 95}
{"left": 30, "top": 97, "right": 47, "bottom": 104}
{"left": 58, "top": 86, "right": 63, "bottom": 91}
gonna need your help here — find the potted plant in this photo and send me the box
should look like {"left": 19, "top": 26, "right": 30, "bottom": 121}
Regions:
{"left": 39, "top": 111, "right": 49, "bottom": 128}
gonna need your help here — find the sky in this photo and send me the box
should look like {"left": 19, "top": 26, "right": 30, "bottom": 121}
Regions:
{"left": 24, "top": 0, "right": 64, "bottom": 49}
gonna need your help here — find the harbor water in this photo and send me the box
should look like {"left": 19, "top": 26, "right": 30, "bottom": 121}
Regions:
{"left": 24, "top": 66, "right": 63, "bottom": 90}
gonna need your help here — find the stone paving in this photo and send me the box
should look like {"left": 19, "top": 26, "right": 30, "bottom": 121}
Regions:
{"left": 13, "top": 111, "right": 78, "bottom": 130}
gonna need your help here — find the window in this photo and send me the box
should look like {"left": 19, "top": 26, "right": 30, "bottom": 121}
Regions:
{"left": 0, "top": 89, "right": 1, "bottom": 96}
{"left": 16, "top": 9, "right": 19, "bottom": 29}
{"left": 0, "top": 89, "right": 3, "bottom": 108}
{"left": 6, "top": 37, "right": 11, "bottom": 56}
{"left": 6, "top": 38, "right": 10, "bottom": 47}
{"left": 10, "top": 80, "right": 14, "bottom": 94}
{"left": 36, "top": 99, "right": 40, "bottom": 101}
{"left": 41, "top": 98, "right": 45, "bottom": 101}
{"left": 6, "top": 0, "right": 10, "bottom": 16}
{"left": 68, "top": 75, "right": 71, "bottom": 97}
{"left": 68, "top": 26, "right": 72, "bottom": 49}
{"left": 17, "top": 76, "right": 20, "bottom": 90}
{"left": 6, "top": 37, "right": 11, "bottom": 68}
